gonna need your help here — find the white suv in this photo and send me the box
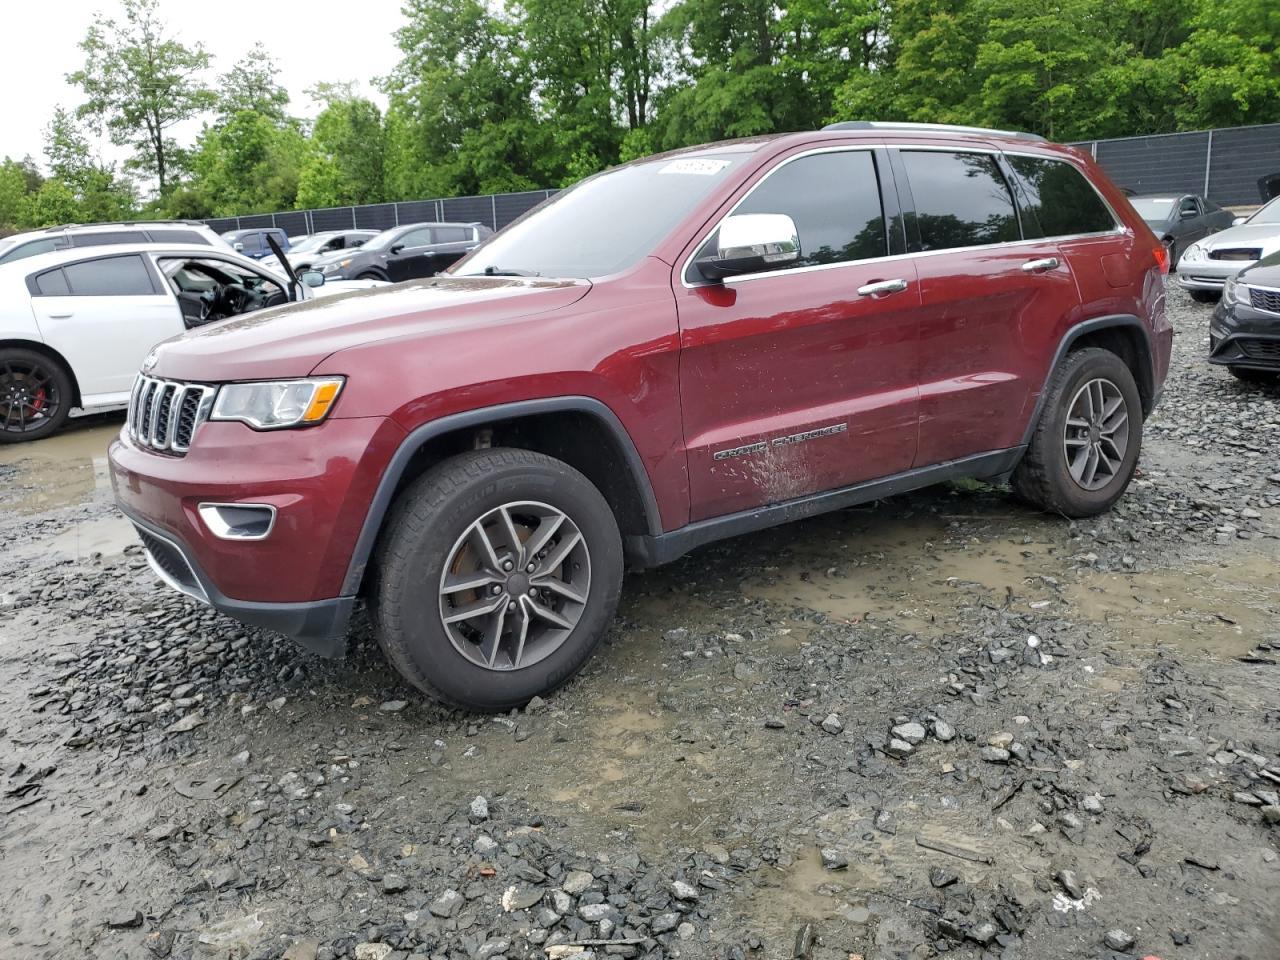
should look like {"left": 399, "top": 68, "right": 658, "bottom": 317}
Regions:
{"left": 0, "top": 242, "right": 382, "bottom": 442}
{"left": 0, "top": 221, "right": 232, "bottom": 266}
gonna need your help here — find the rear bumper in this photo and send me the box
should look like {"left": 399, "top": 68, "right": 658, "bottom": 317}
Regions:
{"left": 121, "top": 508, "right": 354, "bottom": 656}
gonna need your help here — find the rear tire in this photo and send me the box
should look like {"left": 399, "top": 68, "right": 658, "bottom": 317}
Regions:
{"left": 1162, "top": 238, "right": 1177, "bottom": 269}
{"left": 1189, "top": 289, "right": 1220, "bottom": 304}
{"left": 356, "top": 271, "right": 384, "bottom": 281}
{"left": 0, "top": 348, "right": 73, "bottom": 443}
{"left": 370, "top": 448, "right": 623, "bottom": 711}
{"left": 1012, "top": 348, "right": 1143, "bottom": 518}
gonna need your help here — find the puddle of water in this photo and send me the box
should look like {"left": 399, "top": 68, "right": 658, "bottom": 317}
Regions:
{"left": 740, "top": 511, "right": 1058, "bottom": 635}
{"left": 0, "top": 420, "right": 120, "bottom": 514}
{"left": 4, "top": 513, "right": 137, "bottom": 562}
{"left": 1070, "top": 554, "right": 1280, "bottom": 657}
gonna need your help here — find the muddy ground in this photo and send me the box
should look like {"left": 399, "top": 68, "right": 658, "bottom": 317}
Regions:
{"left": 1, "top": 286, "right": 1277, "bottom": 960}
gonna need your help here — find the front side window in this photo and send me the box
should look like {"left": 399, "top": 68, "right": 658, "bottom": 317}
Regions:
{"left": 397, "top": 227, "right": 434, "bottom": 248}
{"left": 690, "top": 150, "right": 887, "bottom": 276}
{"left": 62, "top": 255, "right": 157, "bottom": 296}
{"left": 902, "top": 151, "right": 1020, "bottom": 250}
{"left": 1008, "top": 155, "right": 1117, "bottom": 238}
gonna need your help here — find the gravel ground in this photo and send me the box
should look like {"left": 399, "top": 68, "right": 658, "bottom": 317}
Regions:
{"left": 1, "top": 285, "right": 1277, "bottom": 960}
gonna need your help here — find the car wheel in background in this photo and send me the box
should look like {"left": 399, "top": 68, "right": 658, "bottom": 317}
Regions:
{"left": 1188, "top": 290, "right": 1221, "bottom": 304}
{"left": 356, "top": 271, "right": 384, "bottom": 281}
{"left": 0, "top": 348, "right": 73, "bottom": 443}
{"left": 1012, "top": 348, "right": 1143, "bottom": 518}
{"left": 370, "top": 448, "right": 624, "bottom": 711}
{"left": 1162, "top": 238, "right": 1177, "bottom": 268}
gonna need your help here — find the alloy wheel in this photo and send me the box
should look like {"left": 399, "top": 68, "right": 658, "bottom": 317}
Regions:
{"left": 0, "top": 358, "right": 60, "bottom": 435}
{"left": 438, "top": 500, "right": 591, "bottom": 671}
{"left": 1062, "top": 377, "right": 1130, "bottom": 491}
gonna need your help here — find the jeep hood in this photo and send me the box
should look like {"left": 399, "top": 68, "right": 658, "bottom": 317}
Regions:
{"left": 149, "top": 276, "right": 591, "bottom": 382}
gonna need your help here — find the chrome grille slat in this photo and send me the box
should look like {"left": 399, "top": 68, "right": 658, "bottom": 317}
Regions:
{"left": 126, "top": 374, "right": 216, "bottom": 455}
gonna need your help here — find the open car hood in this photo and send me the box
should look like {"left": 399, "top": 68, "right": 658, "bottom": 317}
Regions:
{"left": 148, "top": 276, "right": 591, "bottom": 382}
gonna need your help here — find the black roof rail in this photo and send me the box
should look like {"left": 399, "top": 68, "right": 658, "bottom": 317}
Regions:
{"left": 822, "top": 121, "right": 1048, "bottom": 143}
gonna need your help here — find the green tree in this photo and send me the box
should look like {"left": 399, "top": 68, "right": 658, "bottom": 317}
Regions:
{"left": 0, "top": 158, "right": 42, "bottom": 233}
{"left": 383, "top": 0, "right": 547, "bottom": 198}
{"left": 68, "top": 0, "right": 216, "bottom": 195}
{"left": 44, "top": 107, "right": 137, "bottom": 222}
{"left": 188, "top": 111, "right": 304, "bottom": 216}
{"left": 296, "top": 83, "right": 385, "bottom": 208}
{"left": 218, "top": 42, "right": 290, "bottom": 123}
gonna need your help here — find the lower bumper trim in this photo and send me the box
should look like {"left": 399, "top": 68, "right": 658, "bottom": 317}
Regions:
{"left": 121, "top": 508, "right": 354, "bottom": 657}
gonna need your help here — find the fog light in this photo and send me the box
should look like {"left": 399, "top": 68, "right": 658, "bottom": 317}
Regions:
{"left": 198, "top": 503, "right": 277, "bottom": 540}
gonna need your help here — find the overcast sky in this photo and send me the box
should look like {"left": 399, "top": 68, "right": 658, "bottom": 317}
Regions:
{"left": 1, "top": 0, "right": 404, "bottom": 169}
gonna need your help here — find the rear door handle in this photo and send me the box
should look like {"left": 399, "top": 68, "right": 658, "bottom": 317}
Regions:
{"left": 46, "top": 312, "right": 74, "bottom": 319}
{"left": 1020, "top": 257, "right": 1060, "bottom": 274}
{"left": 856, "top": 278, "right": 909, "bottom": 297}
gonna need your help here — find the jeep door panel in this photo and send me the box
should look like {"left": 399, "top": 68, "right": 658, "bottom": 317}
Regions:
{"left": 674, "top": 147, "right": 921, "bottom": 522}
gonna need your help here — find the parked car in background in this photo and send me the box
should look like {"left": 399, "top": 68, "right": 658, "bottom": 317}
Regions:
{"left": 1209, "top": 248, "right": 1280, "bottom": 383}
{"left": 109, "top": 121, "right": 1171, "bottom": 710}
{"left": 0, "top": 243, "right": 382, "bottom": 442}
{"left": 261, "top": 230, "right": 378, "bottom": 275}
{"left": 311, "top": 221, "right": 492, "bottom": 281}
{"left": 0, "top": 221, "right": 231, "bottom": 265}
{"left": 1129, "top": 194, "right": 1234, "bottom": 267}
{"left": 1176, "top": 196, "right": 1280, "bottom": 302}
{"left": 221, "top": 227, "right": 291, "bottom": 260}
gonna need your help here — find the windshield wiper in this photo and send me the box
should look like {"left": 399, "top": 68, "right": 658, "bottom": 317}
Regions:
{"left": 472, "top": 265, "right": 541, "bottom": 277}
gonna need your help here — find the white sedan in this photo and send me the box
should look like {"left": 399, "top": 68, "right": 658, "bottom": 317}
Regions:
{"left": 1176, "top": 196, "right": 1280, "bottom": 302}
{"left": 0, "top": 242, "right": 383, "bottom": 442}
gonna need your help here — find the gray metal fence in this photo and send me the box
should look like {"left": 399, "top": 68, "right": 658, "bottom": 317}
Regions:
{"left": 1070, "top": 122, "right": 1280, "bottom": 206}
{"left": 203, "top": 122, "right": 1279, "bottom": 238}
{"left": 204, "top": 188, "right": 559, "bottom": 237}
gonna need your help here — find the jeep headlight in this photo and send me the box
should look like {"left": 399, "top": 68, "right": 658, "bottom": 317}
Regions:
{"left": 210, "top": 378, "right": 344, "bottom": 429}
{"left": 1223, "top": 276, "right": 1250, "bottom": 308}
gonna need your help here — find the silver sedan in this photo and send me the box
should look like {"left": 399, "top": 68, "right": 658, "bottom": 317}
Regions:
{"left": 1176, "top": 196, "right": 1280, "bottom": 302}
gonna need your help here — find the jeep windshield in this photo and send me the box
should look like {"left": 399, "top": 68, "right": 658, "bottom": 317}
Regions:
{"left": 453, "top": 153, "right": 747, "bottom": 280}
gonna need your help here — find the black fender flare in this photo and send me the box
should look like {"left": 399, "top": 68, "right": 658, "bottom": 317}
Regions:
{"left": 1018, "top": 313, "right": 1157, "bottom": 451}
{"left": 340, "top": 396, "right": 663, "bottom": 595}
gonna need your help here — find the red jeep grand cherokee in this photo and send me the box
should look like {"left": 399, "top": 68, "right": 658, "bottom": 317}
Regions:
{"left": 110, "top": 122, "right": 1171, "bottom": 710}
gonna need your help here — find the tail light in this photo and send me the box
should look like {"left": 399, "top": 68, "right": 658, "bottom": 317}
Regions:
{"left": 1153, "top": 243, "right": 1170, "bottom": 275}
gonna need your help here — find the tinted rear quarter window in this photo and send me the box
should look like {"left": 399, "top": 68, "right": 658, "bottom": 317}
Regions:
{"left": 1008, "top": 156, "right": 1116, "bottom": 237}
{"left": 63, "top": 255, "right": 157, "bottom": 296}
{"left": 147, "top": 229, "right": 210, "bottom": 245}
{"left": 72, "top": 231, "right": 143, "bottom": 247}
{"left": 33, "top": 268, "right": 71, "bottom": 296}
{"left": 433, "top": 226, "right": 471, "bottom": 243}
{"left": 902, "top": 151, "right": 1020, "bottom": 250}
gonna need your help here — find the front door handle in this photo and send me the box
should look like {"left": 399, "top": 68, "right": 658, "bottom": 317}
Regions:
{"left": 856, "top": 278, "right": 909, "bottom": 297}
{"left": 1020, "top": 257, "right": 1060, "bottom": 274}
{"left": 46, "top": 312, "right": 74, "bottom": 319}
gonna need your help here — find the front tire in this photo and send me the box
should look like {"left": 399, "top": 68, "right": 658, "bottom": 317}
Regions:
{"left": 1163, "top": 238, "right": 1177, "bottom": 269}
{"left": 0, "top": 348, "right": 73, "bottom": 443}
{"left": 1012, "top": 348, "right": 1143, "bottom": 517}
{"left": 371, "top": 449, "right": 623, "bottom": 711}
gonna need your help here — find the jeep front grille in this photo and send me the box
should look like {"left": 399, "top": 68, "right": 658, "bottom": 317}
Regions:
{"left": 128, "top": 375, "right": 216, "bottom": 454}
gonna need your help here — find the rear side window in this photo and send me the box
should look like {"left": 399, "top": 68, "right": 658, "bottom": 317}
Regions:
{"left": 702, "top": 150, "right": 887, "bottom": 271}
{"left": 1, "top": 237, "right": 66, "bottom": 264}
{"left": 33, "top": 268, "right": 71, "bottom": 296}
{"left": 62, "top": 255, "right": 157, "bottom": 296}
{"left": 72, "top": 231, "right": 142, "bottom": 247}
{"left": 902, "top": 151, "right": 1020, "bottom": 250}
{"left": 433, "top": 226, "right": 471, "bottom": 243}
{"left": 1008, "top": 156, "right": 1116, "bottom": 238}
{"left": 147, "top": 229, "right": 210, "bottom": 245}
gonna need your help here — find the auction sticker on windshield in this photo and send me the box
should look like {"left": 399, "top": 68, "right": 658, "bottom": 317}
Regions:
{"left": 659, "top": 158, "right": 732, "bottom": 176}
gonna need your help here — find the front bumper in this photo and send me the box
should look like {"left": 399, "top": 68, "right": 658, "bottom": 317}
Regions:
{"left": 1176, "top": 260, "right": 1255, "bottom": 290}
{"left": 1208, "top": 300, "right": 1280, "bottom": 370}
{"left": 109, "top": 415, "right": 406, "bottom": 651}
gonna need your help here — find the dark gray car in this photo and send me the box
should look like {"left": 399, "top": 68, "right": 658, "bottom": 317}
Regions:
{"left": 312, "top": 222, "right": 492, "bottom": 282}
{"left": 1129, "top": 194, "right": 1235, "bottom": 266}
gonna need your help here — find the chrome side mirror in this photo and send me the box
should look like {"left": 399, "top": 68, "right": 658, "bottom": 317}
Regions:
{"left": 299, "top": 270, "right": 325, "bottom": 288}
{"left": 697, "top": 213, "right": 800, "bottom": 281}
